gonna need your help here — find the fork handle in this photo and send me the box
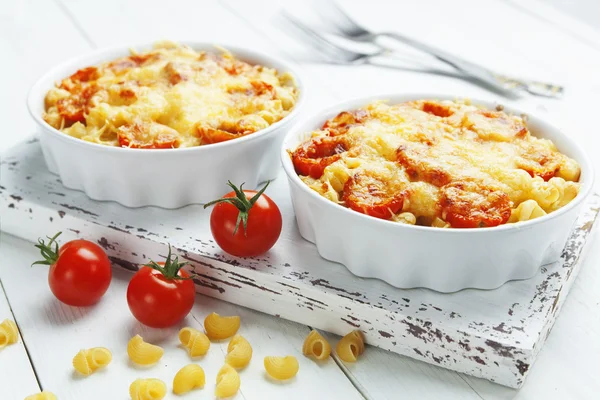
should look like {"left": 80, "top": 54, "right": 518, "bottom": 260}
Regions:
{"left": 380, "top": 32, "right": 521, "bottom": 97}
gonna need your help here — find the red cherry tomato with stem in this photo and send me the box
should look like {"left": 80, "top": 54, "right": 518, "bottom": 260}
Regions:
{"left": 204, "top": 181, "right": 282, "bottom": 257}
{"left": 127, "top": 245, "right": 196, "bottom": 328}
{"left": 33, "top": 232, "right": 112, "bottom": 306}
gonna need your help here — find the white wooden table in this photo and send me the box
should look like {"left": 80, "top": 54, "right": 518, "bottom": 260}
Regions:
{"left": 1, "top": 0, "right": 600, "bottom": 399}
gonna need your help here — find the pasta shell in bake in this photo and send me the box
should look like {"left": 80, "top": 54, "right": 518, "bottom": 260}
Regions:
{"left": 172, "top": 364, "right": 205, "bottom": 395}
{"left": 0, "top": 319, "right": 18, "bottom": 349}
{"left": 215, "top": 364, "right": 241, "bottom": 398}
{"left": 302, "top": 330, "right": 331, "bottom": 361}
{"left": 336, "top": 330, "right": 365, "bottom": 363}
{"left": 264, "top": 355, "right": 299, "bottom": 380}
{"left": 225, "top": 334, "right": 253, "bottom": 369}
{"left": 178, "top": 327, "right": 210, "bottom": 357}
{"left": 129, "top": 378, "right": 167, "bottom": 400}
{"left": 127, "top": 335, "right": 164, "bottom": 365}
{"left": 24, "top": 391, "right": 58, "bottom": 400}
{"left": 204, "top": 312, "right": 240, "bottom": 340}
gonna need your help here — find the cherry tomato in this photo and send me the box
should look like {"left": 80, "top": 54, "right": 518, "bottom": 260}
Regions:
{"left": 127, "top": 246, "right": 195, "bottom": 328}
{"left": 33, "top": 232, "right": 111, "bottom": 306}
{"left": 204, "top": 181, "right": 282, "bottom": 257}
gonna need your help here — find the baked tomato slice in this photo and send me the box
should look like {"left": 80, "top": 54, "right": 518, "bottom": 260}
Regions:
{"left": 440, "top": 180, "right": 511, "bottom": 228}
{"left": 291, "top": 135, "right": 350, "bottom": 179}
{"left": 342, "top": 172, "right": 406, "bottom": 220}
{"left": 117, "top": 122, "right": 180, "bottom": 149}
{"left": 322, "top": 109, "right": 369, "bottom": 136}
{"left": 56, "top": 84, "right": 98, "bottom": 125}
{"left": 196, "top": 126, "right": 242, "bottom": 144}
{"left": 516, "top": 142, "right": 562, "bottom": 181}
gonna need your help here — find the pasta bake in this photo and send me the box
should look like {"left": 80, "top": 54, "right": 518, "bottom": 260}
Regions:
{"left": 291, "top": 99, "right": 581, "bottom": 228}
{"left": 43, "top": 41, "right": 298, "bottom": 148}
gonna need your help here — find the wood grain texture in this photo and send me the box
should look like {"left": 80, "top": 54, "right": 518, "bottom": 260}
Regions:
{"left": 0, "top": 279, "right": 40, "bottom": 399}
{"left": 2, "top": 136, "right": 598, "bottom": 389}
{"left": 0, "top": 233, "right": 364, "bottom": 400}
{"left": 2, "top": 0, "right": 600, "bottom": 398}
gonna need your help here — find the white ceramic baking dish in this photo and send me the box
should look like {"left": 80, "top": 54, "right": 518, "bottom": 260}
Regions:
{"left": 281, "top": 94, "right": 594, "bottom": 292}
{"left": 27, "top": 42, "right": 304, "bottom": 208}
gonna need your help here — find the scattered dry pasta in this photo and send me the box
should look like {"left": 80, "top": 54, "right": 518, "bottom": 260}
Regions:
{"left": 264, "top": 356, "right": 299, "bottom": 380}
{"left": 24, "top": 392, "right": 57, "bottom": 400}
{"left": 336, "top": 330, "right": 365, "bottom": 362}
{"left": 127, "top": 335, "right": 164, "bottom": 365}
{"left": 173, "top": 364, "right": 205, "bottom": 395}
{"left": 129, "top": 378, "right": 167, "bottom": 400}
{"left": 215, "top": 364, "right": 240, "bottom": 398}
{"left": 178, "top": 327, "right": 210, "bottom": 357}
{"left": 226, "top": 334, "right": 253, "bottom": 369}
{"left": 204, "top": 312, "right": 240, "bottom": 340}
{"left": 0, "top": 319, "right": 18, "bottom": 349}
{"left": 73, "top": 347, "right": 112, "bottom": 376}
{"left": 302, "top": 330, "right": 331, "bottom": 361}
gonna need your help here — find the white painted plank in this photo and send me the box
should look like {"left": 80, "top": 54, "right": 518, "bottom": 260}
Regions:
{"left": 4, "top": 0, "right": 600, "bottom": 398}
{"left": 0, "top": 0, "right": 92, "bottom": 152}
{"left": 320, "top": 331, "right": 482, "bottom": 400}
{"left": 463, "top": 233, "right": 600, "bottom": 400}
{"left": 0, "top": 279, "right": 40, "bottom": 399}
{"left": 0, "top": 232, "right": 364, "bottom": 400}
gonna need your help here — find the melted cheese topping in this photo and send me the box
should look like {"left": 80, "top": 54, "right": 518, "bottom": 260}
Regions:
{"left": 43, "top": 41, "right": 298, "bottom": 148}
{"left": 291, "top": 100, "right": 581, "bottom": 228}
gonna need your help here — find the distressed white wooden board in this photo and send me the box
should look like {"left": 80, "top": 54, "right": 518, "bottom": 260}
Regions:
{"left": 0, "top": 279, "right": 40, "bottom": 399}
{"left": 1, "top": 140, "right": 598, "bottom": 389}
{"left": 0, "top": 232, "right": 364, "bottom": 400}
{"left": 5, "top": 2, "right": 594, "bottom": 394}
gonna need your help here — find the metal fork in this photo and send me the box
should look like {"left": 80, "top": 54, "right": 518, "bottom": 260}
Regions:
{"left": 325, "top": 1, "right": 564, "bottom": 98}
{"left": 281, "top": 12, "right": 466, "bottom": 80}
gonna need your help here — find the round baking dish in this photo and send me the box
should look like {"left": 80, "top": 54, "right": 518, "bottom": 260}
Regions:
{"left": 27, "top": 42, "right": 305, "bottom": 208}
{"left": 281, "top": 94, "right": 594, "bottom": 292}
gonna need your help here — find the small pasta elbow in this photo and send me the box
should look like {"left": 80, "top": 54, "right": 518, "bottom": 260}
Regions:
{"left": 204, "top": 312, "right": 240, "bottom": 340}
{"left": 264, "top": 355, "right": 299, "bottom": 380}
{"left": 129, "top": 378, "right": 167, "bottom": 400}
{"left": 336, "top": 330, "right": 365, "bottom": 363}
{"left": 173, "top": 364, "right": 205, "bottom": 395}
{"left": 178, "top": 327, "right": 210, "bottom": 357}
{"left": 225, "top": 334, "right": 253, "bottom": 369}
{"left": 215, "top": 364, "right": 241, "bottom": 398}
{"left": 302, "top": 330, "right": 331, "bottom": 361}
{"left": 127, "top": 335, "right": 164, "bottom": 365}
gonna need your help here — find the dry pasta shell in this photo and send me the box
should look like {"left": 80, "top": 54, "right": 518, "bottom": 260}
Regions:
{"left": 73, "top": 349, "right": 93, "bottom": 376}
{"left": 204, "top": 312, "right": 240, "bottom": 340}
{"left": 302, "top": 330, "right": 331, "bottom": 361}
{"left": 0, "top": 319, "right": 18, "bottom": 348}
{"left": 264, "top": 356, "right": 299, "bottom": 380}
{"left": 226, "top": 334, "right": 253, "bottom": 369}
{"left": 127, "top": 335, "right": 164, "bottom": 365}
{"left": 173, "top": 364, "right": 205, "bottom": 395}
{"left": 178, "top": 327, "right": 210, "bottom": 357}
{"left": 215, "top": 364, "right": 240, "bottom": 398}
{"left": 24, "top": 391, "right": 57, "bottom": 400}
{"left": 129, "top": 378, "right": 167, "bottom": 400}
{"left": 86, "top": 347, "right": 112, "bottom": 369}
{"left": 336, "top": 330, "right": 365, "bottom": 363}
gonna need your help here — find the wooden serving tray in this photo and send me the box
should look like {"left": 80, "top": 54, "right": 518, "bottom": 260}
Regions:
{"left": 1, "top": 138, "right": 598, "bottom": 388}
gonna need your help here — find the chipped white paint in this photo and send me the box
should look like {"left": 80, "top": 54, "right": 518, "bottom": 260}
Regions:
{"left": 1, "top": 140, "right": 598, "bottom": 388}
